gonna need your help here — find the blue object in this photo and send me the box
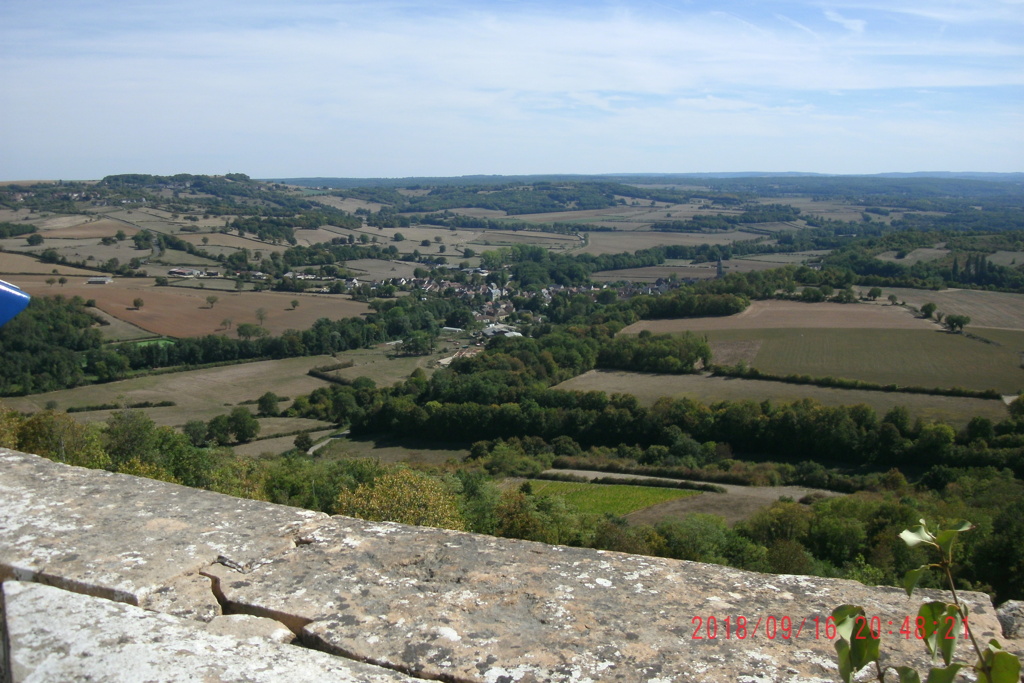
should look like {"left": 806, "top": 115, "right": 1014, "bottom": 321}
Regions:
{"left": 0, "top": 279, "right": 30, "bottom": 327}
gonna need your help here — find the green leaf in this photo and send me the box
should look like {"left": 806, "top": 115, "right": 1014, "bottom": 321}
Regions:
{"left": 918, "top": 602, "right": 956, "bottom": 663}
{"left": 977, "top": 649, "right": 1022, "bottom": 683}
{"left": 835, "top": 638, "right": 854, "bottom": 683}
{"left": 832, "top": 605, "right": 865, "bottom": 643}
{"left": 937, "top": 606, "right": 959, "bottom": 667}
{"left": 904, "top": 564, "right": 929, "bottom": 598}
{"left": 896, "top": 667, "right": 922, "bottom": 683}
{"left": 849, "top": 621, "right": 881, "bottom": 672}
{"left": 923, "top": 664, "right": 964, "bottom": 683}
{"left": 900, "top": 523, "right": 936, "bottom": 548}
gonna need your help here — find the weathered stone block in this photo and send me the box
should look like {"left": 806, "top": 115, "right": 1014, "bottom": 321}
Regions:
{"left": 206, "top": 515, "right": 1014, "bottom": 683}
{"left": 0, "top": 448, "right": 326, "bottom": 619}
{"left": 2, "top": 581, "right": 421, "bottom": 682}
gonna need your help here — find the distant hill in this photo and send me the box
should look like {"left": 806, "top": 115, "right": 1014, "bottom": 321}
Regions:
{"left": 270, "top": 171, "right": 1024, "bottom": 189}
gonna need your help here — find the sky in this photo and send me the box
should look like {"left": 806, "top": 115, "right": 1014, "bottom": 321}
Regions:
{"left": 1, "top": 0, "right": 1022, "bottom": 180}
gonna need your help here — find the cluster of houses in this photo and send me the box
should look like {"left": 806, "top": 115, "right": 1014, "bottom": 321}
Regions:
{"left": 166, "top": 268, "right": 220, "bottom": 278}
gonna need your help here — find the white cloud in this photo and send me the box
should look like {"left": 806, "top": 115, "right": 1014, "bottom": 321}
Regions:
{"left": 824, "top": 9, "right": 867, "bottom": 33}
{"left": 0, "top": 0, "right": 1020, "bottom": 177}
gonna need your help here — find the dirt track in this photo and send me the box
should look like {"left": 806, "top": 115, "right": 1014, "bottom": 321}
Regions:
{"left": 547, "top": 469, "right": 841, "bottom": 527}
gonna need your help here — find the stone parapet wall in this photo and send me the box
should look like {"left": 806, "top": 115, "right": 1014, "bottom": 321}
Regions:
{"left": 0, "top": 449, "right": 1019, "bottom": 682}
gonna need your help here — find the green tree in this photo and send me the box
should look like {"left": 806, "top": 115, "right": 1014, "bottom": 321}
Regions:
{"left": 1008, "top": 393, "right": 1024, "bottom": 420}
{"left": 104, "top": 408, "right": 159, "bottom": 469}
{"left": 206, "top": 295, "right": 219, "bottom": 308}
{"left": 227, "top": 407, "right": 260, "bottom": 443}
{"left": 920, "top": 302, "right": 937, "bottom": 319}
{"left": 945, "top": 314, "right": 970, "bottom": 333}
{"left": 182, "top": 419, "right": 208, "bottom": 447}
{"left": 290, "top": 299, "right": 299, "bottom": 310}
{"left": 58, "top": 276, "right": 67, "bottom": 287}
{"left": 257, "top": 391, "right": 279, "bottom": 417}
{"left": 26, "top": 233, "right": 43, "bottom": 246}
{"left": 206, "top": 414, "right": 233, "bottom": 446}
{"left": 255, "top": 307, "right": 267, "bottom": 326}
{"left": 335, "top": 467, "right": 466, "bottom": 530}
{"left": 293, "top": 432, "right": 314, "bottom": 452}
{"left": 133, "top": 298, "right": 144, "bottom": 310}
{"left": 867, "top": 287, "right": 882, "bottom": 301}
{"left": 18, "top": 411, "right": 109, "bottom": 469}
{"left": 236, "top": 322, "right": 265, "bottom": 340}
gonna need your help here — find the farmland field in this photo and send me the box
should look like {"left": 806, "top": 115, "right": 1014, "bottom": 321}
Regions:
{"left": 703, "top": 328, "right": 1024, "bottom": 393}
{"left": 0, "top": 251, "right": 97, "bottom": 276}
{"left": 590, "top": 263, "right": 719, "bottom": 282}
{"left": 578, "top": 229, "right": 761, "bottom": 256}
{"left": 1, "top": 355, "right": 340, "bottom": 427}
{"left": 316, "top": 434, "right": 471, "bottom": 465}
{"left": 550, "top": 469, "right": 840, "bottom": 527}
{"left": 37, "top": 218, "right": 138, "bottom": 239}
{"left": 527, "top": 479, "right": 697, "bottom": 517}
{"left": 5, "top": 275, "right": 371, "bottom": 337}
{"left": 876, "top": 287, "right": 1024, "bottom": 330}
{"left": 467, "top": 230, "right": 580, "bottom": 251}
{"left": 233, "top": 427, "right": 338, "bottom": 457}
{"left": 555, "top": 370, "right": 1009, "bottom": 427}
{"left": 624, "top": 299, "right": 932, "bottom": 333}
{"left": 876, "top": 247, "right": 949, "bottom": 265}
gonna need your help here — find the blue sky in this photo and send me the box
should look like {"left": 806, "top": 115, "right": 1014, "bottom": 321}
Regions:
{"left": 1, "top": 0, "right": 1021, "bottom": 179}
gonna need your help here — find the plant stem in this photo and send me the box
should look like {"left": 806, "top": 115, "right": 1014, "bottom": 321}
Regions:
{"left": 942, "top": 562, "right": 989, "bottom": 678}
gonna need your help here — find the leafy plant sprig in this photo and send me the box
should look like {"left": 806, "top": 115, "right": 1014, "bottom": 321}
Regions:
{"left": 832, "top": 519, "right": 1020, "bottom": 683}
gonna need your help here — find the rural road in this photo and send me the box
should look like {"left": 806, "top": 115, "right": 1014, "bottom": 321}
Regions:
{"left": 545, "top": 469, "right": 841, "bottom": 526}
{"left": 308, "top": 430, "right": 349, "bottom": 455}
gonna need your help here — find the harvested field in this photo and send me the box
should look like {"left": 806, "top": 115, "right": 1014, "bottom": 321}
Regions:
{"left": 314, "top": 341, "right": 459, "bottom": 387}
{"left": 2, "top": 356, "right": 339, "bottom": 427}
{"left": 579, "top": 230, "right": 760, "bottom": 256}
{"left": 555, "top": 370, "right": 1009, "bottom": 428}
{"left": 736, "top": 250, "right": 831, "bottom": 265}
{"left": 89, "top": 307, "right": 158, "bottom": 342}
{"left": 6, "top": 275, "right": 370, "bottom": 338}
{"left": 591, "top": 264, "right": 718, "bottom": 282}
{"left": 344, "top": 259, "right": 420, "bottom": 281}
{"left": 37, "top": 218, "right": 138, "bottom": 239}
{"left": 35, "top": 214, "right": 91, "bottom": 231}
{"left": 2, "top": 235, "right": 149, "bottom": 266}
{"left": 778, "top": 198, "right": 876, "bottom": 223}
{"left": 446, "top": 207, "right": 509, "bottom": 219}
{"left": 310, "top": 196, "right": 386, "bottom": 213}
{"left": 622, "top": 299, "right": 932, "bottom": 333}
{"left": 877, "top": 287, "right": 1024, "bottom": 330}
{"left": 469, "top": 231, "right": 580, "bottom": 251}
{"left": 987, "top": 251, "right": 1024, "bottom": 268}
{"left": 178, "top": 232, "right": 287, "bottom": 253}
{"left": 876, "top": 247, "right": 949, "bottom": 265}
{"left": 0, "top": 252, "right": 97, "bottom": 276}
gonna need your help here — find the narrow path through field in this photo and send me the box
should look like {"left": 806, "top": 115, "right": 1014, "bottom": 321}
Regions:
{"left": 545, "top": 469, "right": 841, "bottom": 527}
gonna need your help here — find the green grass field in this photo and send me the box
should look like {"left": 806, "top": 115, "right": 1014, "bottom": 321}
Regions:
{"left": 702, "top": 328, "right": 1024, "bottom": 394}
{"left": 528, "top": 480, "right": 696, "bottom": 516}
